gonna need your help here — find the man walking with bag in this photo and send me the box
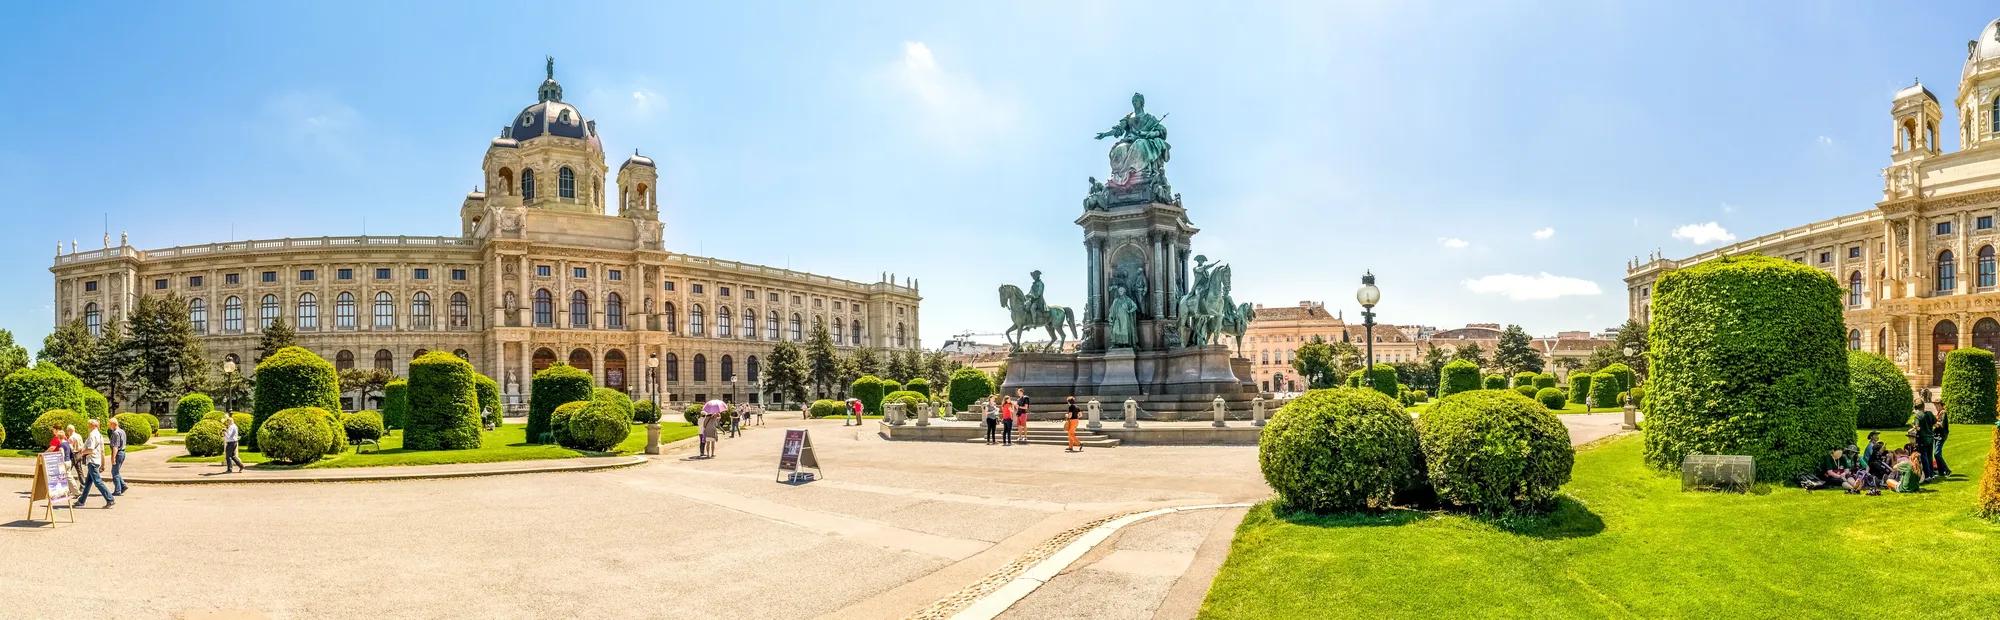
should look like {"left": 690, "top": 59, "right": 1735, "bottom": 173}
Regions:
{"left": 73, "top": 419, "right": 115, "bottom": 509}
{"left": 108, "top": 417, "right": 129, "bottom": 496}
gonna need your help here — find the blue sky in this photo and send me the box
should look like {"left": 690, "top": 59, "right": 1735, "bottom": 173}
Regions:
{"left": 3, "top": 2, "right": 1996, "bottom": 350}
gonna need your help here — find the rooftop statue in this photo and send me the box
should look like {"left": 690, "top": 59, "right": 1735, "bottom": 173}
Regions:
{"left": 1095, "top": 93, "right": 1172, "bottom": 192}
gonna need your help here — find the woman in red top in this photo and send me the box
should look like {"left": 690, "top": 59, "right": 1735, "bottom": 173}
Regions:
{"left": 999, "top": 398, "right": 1016, "bottom": 446}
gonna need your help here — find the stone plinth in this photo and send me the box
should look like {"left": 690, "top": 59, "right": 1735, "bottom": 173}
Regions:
{"left": 999, "top": 345, "right": 1259, "bottom": 421}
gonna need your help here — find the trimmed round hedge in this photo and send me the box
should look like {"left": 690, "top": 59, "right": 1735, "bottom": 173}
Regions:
{"left": 632, "top": 400, "right": 660, "bottom": 424}
{"left": 256, "top": 407, "right": 334, "bottom": 465}
{"left": 31, "top": 409, "right": 87, "bottom": 448}
{"left": 1598, "top": 363, "right": 1637, "bottom": 395}
{"left": 948, "top": 367, "right": 995, "bottom": 413}
{"left": 1849, "top": 351, "right": 1915, "bottom": 428}
{"left": 905, "top": 378, "right": 932, "bottom": 397}
{"left": 2, "top": 363, "right": 90, "bottom": 450}
{"left": 1535, "top": 387, "right": 1567, "bottom": 410}
{"left": 1567, "top": 373, "right": 1593, "bottom": 405}
{"left": 1643, "top": 254, "right": 1854, "bottom": 481}
{"left": 82, "top": 390, "right": 109, "bottom": 427}
{"left": 251, "top": 347, "right": 341, "bottom": 448}
{"left": 1513, "top": 385, "right": 1537, "bottom": 399}
{"left": 557, "top": 401, "right": 630, "bottom": 452}
{"left": 550, "top": 401, "right": 591, "bottom": 447}
{"left": 880, "top": 380, "right": 902, "bottom": 395}
{"left": 851, "top": 376, "right": 886, "bottom": 414}
{"left": 1512, "top": 372, "right": 1537, "bottom": 388}
{"left": 883, "top": 390, "right": 927, "bottom": 415}
{"left": 808, "top": 399, "right": 845, "bottom": 418}
{"left": 381, "top": 380, "right": 410, "bottom": 431}
{"left": 1942, "top": 347, "right": 1998, "bottom": 424}
{"left": 1533, "top": 373, "right": 1557, "bottom": 390}
{"left": 1589, "top": 368, "right": 1623, "bottom": 407}
{"left": 1367, "top": 363, "right": 1398, "bottom": 397}
{"left": 474, "top": 372, "right": 501, "bottom": 427}
{"left": 1258, "top": 387, "right": 1423, "bottom": 513}
{"left": 203, "top": 411, "right": 255, "bottom": 438}
{"left": 1418, "top": 390, "right": 1574, "bottom": 514}
{"left": 528, "top": 364, "right": 593, "bottom": 444}
{"left": 175, "top": 393, "right": 214, "bottom": 433}
{"left": 682, "top": 402, "right": 702, "bottom": 425}
{"left": 1439, "top": 360, "right": 1481, "bottom": 397}
{"left": 343, "top": 410, "right": 385, "bottom": 442}
{"left": 114, "top": 412, "right": 154, "bottom": 445}
{"left": 405, "top": 351, "right": 483, "bottom": 451}
{"left": 1346, "top": 369, "right": 1366, "bottom": 388}
{"left": 591, "top": 387, "right": 634, "bottom": 420}
{"left": 1482, "top": 375, "right": 1506, "bottom": 390}
{"left": 185, "top": 419, "right": 226, "bottom": 457}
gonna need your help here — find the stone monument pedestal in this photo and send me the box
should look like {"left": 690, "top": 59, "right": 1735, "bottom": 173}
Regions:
{"left": 1000, "top": 344, "right": 1259, "bottom": 421}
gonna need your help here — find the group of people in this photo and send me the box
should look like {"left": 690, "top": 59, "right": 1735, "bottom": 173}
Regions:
{"left": 1813, "top": 400, "right": 1953, "bottom": 494}
{"left": 978, "top": 389, "right": 1086, "bottom": 452}
{"left": 44, "top": 417, "right": 130, "bottom": 508}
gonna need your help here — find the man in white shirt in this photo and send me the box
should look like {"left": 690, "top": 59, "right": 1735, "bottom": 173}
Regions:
{"left": 73, "top": 419, "right": 115, "bottom": 508}
{"left": 222, "top": 416, "right": 245, "bottom": 473}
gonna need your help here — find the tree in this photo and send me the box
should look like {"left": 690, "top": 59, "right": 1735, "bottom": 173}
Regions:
{"left": 258, "top": 317, "right": 297, "bottom": 361}
{"left": 80, "top": 321, "right": 136, "bottom": 411}
{"left": 833, "top": 354, "right": 861, "bottom": 397}
{"left": 851, "top": 347, "right": 884, "bottom": 378}
{"left": 992, "top": 360, "right": 1008, "bottom": 388}
{"left": 0, "top": 329, "right": 30, "bottom": 378}
{"left": 1554, "top": 357, "right": 1583, "bottom": 372}
{"left": 123, "top": 294, "right": 207, "bottom": 411}
{"left": 1611, "top": 318, "right": 1649, "bottom": 380}
{"left": 1391, "top": 360, "right": 1435, "bottom": 395}
{"left": 1421, "top": 345, "right": 1449, "bottom": 391}
{"left": 39, "top": 319, "right": 95, "bottom": 375}
{"left": 1493, "top": 325, "right": 1544, "bottom": 375}
{"left": 1291, "top": 336, "right": 1343, "bottom": 389}
{"left": 921, "top": 350, "right": 954, "bottom": 390}
{"left": 1451, "top": 342, "right": 1487, "bottom": 369}
{"left": 338, "top": 368, "right": 393, "bottom": 410}
{"left": 886, "top": 349, "right": 916, "bottom": 383}
{"left": 763, "top": 340, "right": 809, "bottom": 403}
{"left": 805, "top": 322, "right": 840, "bottom": 397}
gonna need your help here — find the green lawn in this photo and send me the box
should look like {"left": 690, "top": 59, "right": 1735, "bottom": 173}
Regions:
{"left": 167, "top": 422, "right": 696, "bottom": 469}
{"left": 3, "top": 444, "right": 158, "bottom": 458}
{"left": 1406, "top": 401, "right": 1620, "bottom": 415}
{"left": 1200, "top": 426, "right": 2000, "bottom": 619}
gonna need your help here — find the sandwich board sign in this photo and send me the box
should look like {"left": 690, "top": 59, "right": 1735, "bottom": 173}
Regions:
{"left": 777, "top": 428, "right": 821, "bottom": 482}
{"left": 28, "top": 452, "right": 74, "bottom": 525}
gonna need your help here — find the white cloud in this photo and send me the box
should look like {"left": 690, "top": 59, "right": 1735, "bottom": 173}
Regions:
{"left": 629, "top": 88, "right": 664, "bottom": 116}
{"left": 1672, "top": 221, "right": 1737, "bottom": 245}
{"left": 1817, "top": 135, "right": 1835, "bottom": 146}
{"left": 1531, "top": 227, "right": 1554, "bottom": 240}
{"left": 1437, "top": 237, "right": 1469, "bottom": 249}
{"left": 1462, "top": 273, "right": 1603, "bottom": 301}
{"left": 1720, "top": 202, "right": 1735, "bottom": 214}
{"left": 883, "top": 41, "right": 1019, "bottom": 151}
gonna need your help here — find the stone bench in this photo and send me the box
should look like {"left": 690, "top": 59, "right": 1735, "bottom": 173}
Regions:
{"left": 1681, "top": 454, "right": 1754, "bottom": 492}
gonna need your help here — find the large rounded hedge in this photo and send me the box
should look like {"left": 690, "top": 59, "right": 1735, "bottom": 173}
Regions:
{"left": 550, "top": 401, "right": 591, "bottom": 446}
{"left": 1597, "top": 363, "right": 1637, "bottom": 398}
{"left": 1, "top": 363, "right": 90, "bottom": 450}
{"left": 1849, "top": 351, "right": 1915, "bottom": 428}
{"left": 1535, "top": 387, "right": 1567, "bottom": 410}
{"left": 1942, "top": 347, "right": 1998, "bottom": 424}
{"left": 175, "top": 393, "right": 214, "bottom": 433}
{"left": 251, "top": 347, "right": 341, "bottom": 447}
{"left": 1588, "top": 369, "right": 1623, "bottom": 407}
{"left": 404, "top": 351, "right": 482, "bottom": 451}
{"left": 1367, "top": 363, "right": 1398, "bottom": 397}
{"left": 1439, "top": 360, "right": 1481, "bottom": 397}
{"left": 1533, "top": 373, "right": 1557, "bottom": 390}
{"left": 185, "top": 419, "right": 226, "bottom": 457}
{"left": 82, "top": 390, "right": 109, "bottom": 427}
{"left": 883, "top": 390, "right": 927, "bottom": 415}
{"left": 1643, "top": 254, "right": 1854, "bottom": 481}
{"left": 1513, "top": 385, "right": 1537, "bottom": 399}
{"left": 1258, "top": 387, "right": 1424, "bottom": 513}
{"left": 528, "top": 364, "right": 593, "bottom": 444}
{"left": 558, "top": 401, "right": 631, "bottom": 452}
{"left": 30, "top": 409, "right": 87, "bottom": 448}
{"left": 591, "top": 387, "right": 635, "bottom": 420}
{"left": 474, "top": 372, "right": 501, "bottom": 427}
{"left": 947, "top": 367, "right": 995, "bottom": 413}
{"left": 1511, "top": 372, "right": 1537, "bottom": 388}
{"left": 114, "top": 412, "right": 154, "bottom": 445}
{"left": 809, "top": 399, "right": 845, "bottom": 418}
{"left": 343, "top": 410, "right": 385, "bottom": 442}
{"left": 1482, "top": 375, "right": 1507, "bottom": 390}
{"left": 204, "top": 410, "right": 254, "bottom": 438}
{"left": 851, "top": 376, "right": 887, "bottom": 414}
{"left": 880, "top": 379, "right": 902, "bottom": 395}
{"left": 257, "top": 407, "right": 334, "bottom": 465}
{"left": 632, "top": 400, "right": 660, "bottom": 424}
{"left": 1345, "top": 369, "right": 1366, "bottom": 388}
{"left": 381, "top": 380, "right": 410, "bottom": 431}
{"left": 905, "top": 378, "right": 933, "bottom": 397}
{"left": 1418, "top": 390, "right": 1574, "bottom": 514}
{"left": 1567, "top": 373, "right": 1594, "bottom": 405}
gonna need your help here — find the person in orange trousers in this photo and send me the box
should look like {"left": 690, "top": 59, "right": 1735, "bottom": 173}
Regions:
{"left": 1064, "top": 396, "right": 1081, "bottom": 452}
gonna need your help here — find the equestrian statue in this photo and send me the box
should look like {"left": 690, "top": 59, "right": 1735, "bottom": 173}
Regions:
{"left": 999, "top": 271, "right": 1078, "bottom": 352}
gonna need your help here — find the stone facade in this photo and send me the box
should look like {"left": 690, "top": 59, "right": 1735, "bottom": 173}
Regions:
{"left": 1246, "top": 307, "right": 1607, "bottom": 390}
{"left": 49, "top": 61, "right": 921, "bottom": 409}
{"left": 1627, "top": 17, "right": 2000, "bottom": 389}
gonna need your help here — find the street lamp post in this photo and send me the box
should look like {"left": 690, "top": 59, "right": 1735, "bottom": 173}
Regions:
{"left": 222, "top": 359, "right": 238, "bottom": 413}
{"left": 1356, "top": 271, "right": 1382, "bottom": 372}
{"left": 647, "top": 353, "right": 660, "bottom": 404}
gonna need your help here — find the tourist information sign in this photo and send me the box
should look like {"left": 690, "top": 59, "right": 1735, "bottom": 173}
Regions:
{"left": 777, "top": 428, "right": 821, "bottom": 483}
{"left": 28, "top": 452, "right": 74, "bottom": 525}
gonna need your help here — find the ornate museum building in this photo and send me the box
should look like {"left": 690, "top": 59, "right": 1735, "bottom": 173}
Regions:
{"left": 1627, "top": 17, "right": 2000, "bottom": 389}
{"left": 49, "top": 60, "right": 922, "bottom": 407}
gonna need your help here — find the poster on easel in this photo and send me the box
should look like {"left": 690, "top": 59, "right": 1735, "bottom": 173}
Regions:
{"left": 27, "top": 452, "right": 74, "bottom": 525}
{"left": 776, "top": 428, "right": 821, "bottom": 482}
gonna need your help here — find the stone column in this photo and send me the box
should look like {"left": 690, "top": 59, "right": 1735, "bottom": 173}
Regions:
{"left": 1151, "top": 234, "right": 1168, "bottom": 317}
{"left": 516, "top": 254, "right": 530, "bottom": 326}
{"left": 1123, "top": 398, "right": 1139, "bottom": 428}
{"left": 1211, "top": 396, "right": 1227, "bottom": 428}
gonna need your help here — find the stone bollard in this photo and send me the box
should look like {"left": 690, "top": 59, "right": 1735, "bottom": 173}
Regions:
{"left": 1622, "top": 403, "right": 1638, "bottom": 431}
{"left": 1212, "top": 396, "right": 1227, "bottom": 428}
{"left": 1123, "top": 398, "right": 1140, "bottom": 428}
{"left": 917, "top": 402, "right": 932, "bottom": 427}
{"left": 1087, "top": 399, "right": 1102, "bottom": 430}
{"left": 645, "top": 422, "right": 662, "bottom": 455}
{"left": 886, "top": 403, "right": 905, "bottom": 426}
{"left": 1252, "top": 397, "right": 1266, "bottom": 427}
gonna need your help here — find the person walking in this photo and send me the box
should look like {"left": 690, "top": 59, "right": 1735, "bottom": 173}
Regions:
{"left": 222, "top": 415, "right": 245, "bottom": 473}
{"left": 983, "top": 396, "right": 1000, "bottom": 445}
{"left": 701, "top": 398, "right": 725, "bottom": 458}
{"left": 73, "top": 419, "right": 114, "bottom": 509}
{"left": 1064, "top": 396, "right": 1082, "bottom": 452}
{"left": 65, "top": 425, "right": 86, "bottom": 481}
{"left": 108, "top": 417, "right": 129, "bottom": 496}
{"left": 1000, "top": 397, "right": 1015, "bottom": 446}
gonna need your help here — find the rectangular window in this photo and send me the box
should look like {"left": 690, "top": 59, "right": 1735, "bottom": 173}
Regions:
{"left": 153, "top": 279, "right": 167, "bottom": 290}
{"left": 375, "top": 268, "right": 392, "bottom": 280}
{"left": 261, "top": 271, "right": 277, "bottom": 283}
{"left": 1848, "top": 247, "right": 1861, "bottom": 259}
{"left": 813, "top": 298, "right": 823, "bottom": 308}
{"left": 536, "top": 265, "right": 552, "bottom": 278}
{"left": 414, "top": 268, "right": 430, "bottom": 280}
{"left": 719, "top": 286, "right": 731, "bottom": 297}
{"left": 189, "top": 275, "right": 204, "bottom": 288}
{"left": 768, "top": 292, "right": 778, "bottom": 303}
{"left": 834, "top": 301, "right": 843, "bottom": 311}
{"left": 573, "top": 267, "right": 588, "bottom": 279}
{"left": 451, "top": 268, "right": 467, "bottom": 281}
{"left": 224, "top": 273, "right": 240, "bottom": 285}
{"left": 663, "top": 280, "right": 675, "bottom": 292}
{"left": 1980, "top": 216, "right": 1994, "bottom": 230}
{"left": 336, "top": 268, "right": 353, "bottom": 280}
{"left": 608, "top": 269, "right": 622, "bottom": 281}
{"left": 792, "top": 295, "right": 802, "bottom": 305}
{"left": 84, "top": 280, "right": 98, "bottom": 292}
{"left": 692, "top": 283, "right": 705, "bottom": 295}
{"left": 1937, "top": 221, "right": 1953, "bottom": 235}
{"left": 1818, "top": 252, "right": 1830, "bottom": 264}
{"left": 299, "top": 269, "right": 316, "bottom": 282}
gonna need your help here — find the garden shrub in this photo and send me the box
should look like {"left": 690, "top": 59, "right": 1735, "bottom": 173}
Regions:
{"left": 527, "top": 364, "right": 592, "bottom": 444}
{"left": 905, "top": 378, "right": 932, "bottom": 397}
{"left": 185, "top": 419, "right": 225, "bottom": 457}
{"left": 851, "top": 376, "right": 886, "bottom": 414}
{"left": 1533, "top": 373, "right": 1557, "bottom": 390}
{"left": 632, "top": 400, "right": 660, "bottom": 424}
{"left": 1346, "top": 369, "right": 1366, "bottom": 388}
{"left": 474, "top": 372, "right": 501, "bottom": 427}
{"left": 343, "top": 410, "right": 385, "bottom": 442}
{"left": 590, "top": 387, "right": 635, "bottom": 420}
{"left": 1482, "top": 375, "right": 1506, "bottom": 390}
{"left": 558, "top": 401, "right": 631, "bottom": 452}
{"left": 30, "top": 409, "right": 88, "bottom": 448}
{"left": 1977, "top": 426, "right": 2000, "bottom": 518}
{"left": 83, "top": 390, "right": 109, "bottom": 427}
{"left": 1439, "top": 360, "right": 1481, "bottom": 397}
{"left": 250, "top": 347, "right": 341, "bottom": 448}
{"left": 1512, "top": 372, "right": 1537, "bottom": 388}
{"left": 1627, "top": 387, "right": 1646, "bottom": 408}
{"left": 1513, "top": 385, "right": 1537, "bottom": 399}
{"left": 1597, "top": 363, "right": 1637, "bottom": 398}
{"left": 1535, "top": 387, "right": 1567, "bottom": 410}
{"left": 550, "top": 401, "right": 591, "bottom": 446}
{"left": 1942, "top": 347, "right": 1998, "bottom": 424}
{"left": 883, "top": 391, "right": 927, "bottom": 415}
{"left": 1258, "top": 387, "right": 1423, "bottom": 513}
{"left": 947, "top": 367, "right": 995, "bottom": 413}
{"left": 808, "top": 399, "right": 845, "bottom": 418}
{"left": 1368, "top": 363, "right": 1399, "bottom": 397}
{"left": 403, "top": 351, "right": 482, "bottom": 451}
{"left": 381, "top": 380, "right": 409, "bottom": 431}
{"left": 1, "top": 363, "right": 90, "bottom": 449}
{"left": 683, "top": 403, "right": 703, "bottom": 425}
{"left": 1589, "top": 369, "right": 1623, "bottom": 408}
{"left": 114, "top": 412, "right": 154, "bottom": 445}
{"left": 315, "top": 407, "right": 347, "bottom": 455}
{"left": 256, "top": 407, "right": 333, "bottom": 465}
{"left": 1418, "top": 390, "right": 1574, "bottom": 514}
{"left": 880, "top": 380, "right": 902, "bottom": 395}
{"left": 1567, "top": 373, "right": 1593, "bottom": 405}
{"left": 1409, "top": 390, "right": 1428, "bottom": 403}
{"left": 140, "top": 413, "right": 161, "bottom": 433}
{"left": 175, "top": 393, "right": 214, "bottom": 433}
{"left": 204, "top": 410, "right": 254, "bottom": 438}
{"left": 1643, "top": 254, "right": 1854, "bottom": 481}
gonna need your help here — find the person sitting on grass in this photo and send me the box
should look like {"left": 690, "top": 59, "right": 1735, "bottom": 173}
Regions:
{"left": 1887, "top": 448, "right": 1923, "bottom": 493}
{"left": 1820, "top": 448, "right": 1858, "bottom": 494}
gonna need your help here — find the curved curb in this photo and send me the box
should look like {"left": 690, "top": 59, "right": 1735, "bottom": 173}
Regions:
{"left": 940, "top": 502, "right": 1253, "bottom": 620}
{"left": 0, "top": 455, "right": 648, "bottom": 485}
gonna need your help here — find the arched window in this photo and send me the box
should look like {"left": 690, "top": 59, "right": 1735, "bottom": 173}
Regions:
{"left": 374, "top": 349, "right": 393, "bottom": 371}
{"left": 223, "top": 296, "right": 244, "bottom": 333}
{"left": 852, "top": 320, "right": 862, "bottom": 345}
{"left": 1980, "top": 246, "right": 1996, "bottom": 289}
{"left": 604, "top": 349, "right": 626, "bottom": 391}
{"left": 449, "top": 292, "right": 469, "bottom": 329}
{"left": 896, "top": 323, "right": 907, "bottom": 348}
{"left": 665, "top": 353, "right": 679, "bottom": 381}
{"left": 664, "top": 302, "right": 678, "bottom": 334}
{"left": 718, "top": 306, "right": 733, "bottom": 338}
{"left": 189, "top": 298, "right": 208, "bottom": 333}
{"left": 452, "top": 348, "right": 469, "bottom": 361}
{"left": 297, "top": 293, "right": 318, "bottom": 330}
{"left": 411, "top": 292, "right": 432, "bottom": 329}
{"left": 522, "top": 169, "right": 536, "bottom": 199}
{"left": 532, "top": 347, "right": 556, "bottom": 372}
{"left": 334, "top": 350, "right": 354, "bottom": 371}
{"left": 84, "top": 302, "right": 101, "bottom": 336}
{"left": 558, "top": 166, "right": 576, "bottom": 199}
{"left": 693, "top": 354, "right": 707, "bottom": 382}
{"left": 570, "top": 290, "right": 590, "bottom": 328}
{"left": 747, "top": 355, "right": 760, "bottom": 381}
{"left": 722, "top": 355, "right": 735, "bottom": 382}
{"left": 373, "top": 292, "right": 394, "bottom": 328}
{"left": 790, "top": 313, "right": 803, "bottom": 341}
{"left": 336, "top": 292, "right": 356, "bottom": 329}
{"left": 1848, "top": 271, "right": 1863, "bottom": 307}
{"left": 690, "top": 304, "right": 706, "bottom": 336}
{"left": 832, "top": 321, "right": 843, "bottom": 344}
{"left": 744, "top": 307, "right": 760, "bottom": 340}
{"left": 534, "top": 289, "right": 553, "bottom": 327}
{"left": 606, "top": 293, "right": 624, "bottom": 329}
{"left": 260, "top": 294, "right": 279, "bottom": 329}
{"left": 1933, "top": 320, "right": 1959, "bottom": 386}
{"left": 569, "top": 348, "right": 594, "bottom": 375}
{"left": 1992, "top": 95, "right": 2000, "bottom": 135}
{"left": 1878, "top": 328, "right": 1888, "bottom": 354}
{"left": 1977, "top": 318, "right": 2000, "bottom": 353}
{"left": 414, "top": 348, "right": 429, "bottom": 359}
{"left": 1848, "top": 329, "right": 1861, "bottom": 350}
{"left": 1938, "top": 250, "right": 1957, "bottom": 292}
{"left": 767, "top": 311, "right": 779, "bottom": 340}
